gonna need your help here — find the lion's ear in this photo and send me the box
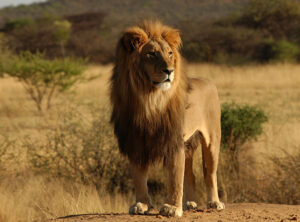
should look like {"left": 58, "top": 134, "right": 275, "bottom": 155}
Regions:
{"left": 122, "top": 27, "right": 148, "bottom": 52}
{"left": 162, "top": 29, "right": 182, "bottom": 50}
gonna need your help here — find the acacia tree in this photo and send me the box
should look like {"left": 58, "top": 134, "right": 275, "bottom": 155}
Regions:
{"left": 2, "top": 51, "right": 86, "bottom": 112}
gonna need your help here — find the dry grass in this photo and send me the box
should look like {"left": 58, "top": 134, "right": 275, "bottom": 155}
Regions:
{"left": 188, "top": 63, "right": 300, "bottom": 158}
{"left": 0, "top": 175, "right": 132, "bottom": 222}
{"left": 1, "top": 63, "right": 300, "bottom": 221}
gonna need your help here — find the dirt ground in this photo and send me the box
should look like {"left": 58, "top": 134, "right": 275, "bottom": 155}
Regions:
{"left": 49, "top": 203, "right": 300, "bottom": 222}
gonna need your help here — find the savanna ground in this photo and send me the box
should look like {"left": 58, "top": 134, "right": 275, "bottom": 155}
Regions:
{"left": 50, "top": 203, "right": 299, "bottom": 222}
{"left": 0, "top": 63, "right": 300, "bottom": 222}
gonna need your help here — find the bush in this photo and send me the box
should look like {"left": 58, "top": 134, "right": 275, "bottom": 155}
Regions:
{"left": 221, "top": 103, "right": 268, "bottom": 173}
{"left": 219, "top": 103, "right": 268, "bottom": 203}
{"left": 263, "top": 40, "right": 299, "bottom": 63}
{"left": 3, "top": 18, "right": 35, "bottom": 31}
{"left": 2, "top": 51, "right": 86, "bottom": 111}
{"left": 221, "top": 103, "right": 268, "bottom": 150}
{"left": 26, "top": 106, "right": 132, "bottom": 193}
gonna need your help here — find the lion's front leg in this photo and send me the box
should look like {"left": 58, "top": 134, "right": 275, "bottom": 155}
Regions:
{"left": 129, "top": 163, "right": 153, "bottom": 215}
{"left": 183, "top": 152, "right": 198, "bottom": 211}
{"left": 159, "top": 148, "right": 185, "bottom": 217}
{"left": 202, "top": 140, "right": 225, "bottom": 211}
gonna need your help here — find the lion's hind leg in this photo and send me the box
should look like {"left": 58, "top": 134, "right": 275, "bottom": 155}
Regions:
{"left": 129, "top": 163, "right": 153, "bottom": 215}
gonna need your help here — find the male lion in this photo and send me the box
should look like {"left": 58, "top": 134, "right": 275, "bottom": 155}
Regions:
{"left": 110, "top": 21, "right": 224, "bottom": 217}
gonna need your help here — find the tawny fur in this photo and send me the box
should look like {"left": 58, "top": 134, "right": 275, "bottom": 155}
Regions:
{"left": 110, "top": 21, "right": 187, "bottom": 167}
{"left": 110, "top": 21, "right": 224, "bottom": 217}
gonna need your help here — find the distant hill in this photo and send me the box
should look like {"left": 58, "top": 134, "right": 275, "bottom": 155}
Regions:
{"left": 0, "top": 0, "right": 248, "bottom": 28}
{"left": 0, "top": 0, "right": 250, "bottom": 63}
{"left": 2, "top": 0, "right": 299, "bottom": 64}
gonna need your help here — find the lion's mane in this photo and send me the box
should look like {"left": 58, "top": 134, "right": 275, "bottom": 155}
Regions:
{"left": 110, "top": 21, "right": 188, "bottom": 167}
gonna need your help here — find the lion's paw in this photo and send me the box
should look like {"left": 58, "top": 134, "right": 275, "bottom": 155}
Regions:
{"left": 159, "top": 204, "right": 183, "bottom": 217}
{"left": 207, "top": 201, "right": 225, "bottom": 211}
{"left": 183, "top": 201, "right": 198, "bottom": 211}
{"left": 129, "top": 202, "right": 149, "bottom": 215}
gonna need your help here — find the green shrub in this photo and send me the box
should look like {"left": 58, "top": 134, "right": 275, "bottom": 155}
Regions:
{"left": 218, "top": 103, "right": 268, "bottom": 202}
{"left": 2, "top": 51, "right": 86, "bottom": 111}
{"left": 221, "top": 103, "right": 267, "bottom": 173}
{"left": 3, "top": 18, "right": 35, "bottom": 31}
{"left": 221, "top": 103, "right": 268, "bottom": 149}
{"left": 264, "top": 40, "right": 299, "bottom": 62}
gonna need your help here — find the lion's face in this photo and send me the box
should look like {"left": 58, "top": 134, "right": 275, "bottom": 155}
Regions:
{"left": 140, "top": 40, "right": 175, "bottom": 91}
{"left": 119, "top": 22, "right": 182, "bottom": 92}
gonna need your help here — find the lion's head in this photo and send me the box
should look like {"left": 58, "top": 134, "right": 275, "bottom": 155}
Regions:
{"left": 114, "top": 21, "right": 183, "bottom": 94}
{"left": 110, "top": 21, "right": 187, "bottom": 166}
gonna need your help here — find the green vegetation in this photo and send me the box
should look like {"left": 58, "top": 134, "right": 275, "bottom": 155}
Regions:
{"left": 1, "top": 51, "right": 86, "bottom": 111}
{"left": 264, "top": 40, "right": 300, "bottom": 63}
{"left": 221, "top": 103, "right": 268, "bottom": 150}
{"left": 3, "top": 18, "right": 34, "bottom": 31}
{"left": 221, "top": 103, "right": 268, "bottom": 173}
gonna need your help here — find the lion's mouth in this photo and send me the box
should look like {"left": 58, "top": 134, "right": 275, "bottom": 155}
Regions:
{"left": 153, "top": 78, "right": 171, "bottom": 85}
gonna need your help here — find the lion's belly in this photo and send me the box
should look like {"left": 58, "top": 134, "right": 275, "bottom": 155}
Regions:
{"left": 183, "top": 77, "right": 218, "bottom": 145}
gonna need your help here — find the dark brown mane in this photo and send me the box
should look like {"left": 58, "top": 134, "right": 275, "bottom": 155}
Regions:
{"left": 110, "top": 21, "right": 188, "bottom": 167}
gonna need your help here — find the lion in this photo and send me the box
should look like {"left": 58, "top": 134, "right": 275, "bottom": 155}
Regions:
{"left": 110, "top": 21, "right": 225, "bottom": 217}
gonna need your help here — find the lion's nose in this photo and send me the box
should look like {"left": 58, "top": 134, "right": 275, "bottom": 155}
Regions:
{"left": 162, "top": 69, "right": 174, "bottom": 75}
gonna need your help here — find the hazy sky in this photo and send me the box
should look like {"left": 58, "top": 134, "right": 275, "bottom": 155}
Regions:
{"left": 0, "top": 0, "right": 46, "bottom": 8}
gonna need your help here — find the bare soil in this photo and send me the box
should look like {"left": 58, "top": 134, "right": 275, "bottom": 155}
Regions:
{"left": 49, "top": 203, "right": 300, "bottom": 222}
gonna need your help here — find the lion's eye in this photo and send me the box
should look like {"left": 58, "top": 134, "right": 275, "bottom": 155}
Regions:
{"left": 169, "top": 51, "right": 173, "bottom": 57}
{"left": 147, "top": 52, "right": 156, "bottom": 58}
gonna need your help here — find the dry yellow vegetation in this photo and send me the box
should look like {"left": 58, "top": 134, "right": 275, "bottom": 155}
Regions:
{"left": 0, "top": 63, "right": 300, "bottom": 222}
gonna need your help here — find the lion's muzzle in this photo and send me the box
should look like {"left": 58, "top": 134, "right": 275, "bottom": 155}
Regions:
{"left": 153, "top": 69, "right": 174, "bottom": 91}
